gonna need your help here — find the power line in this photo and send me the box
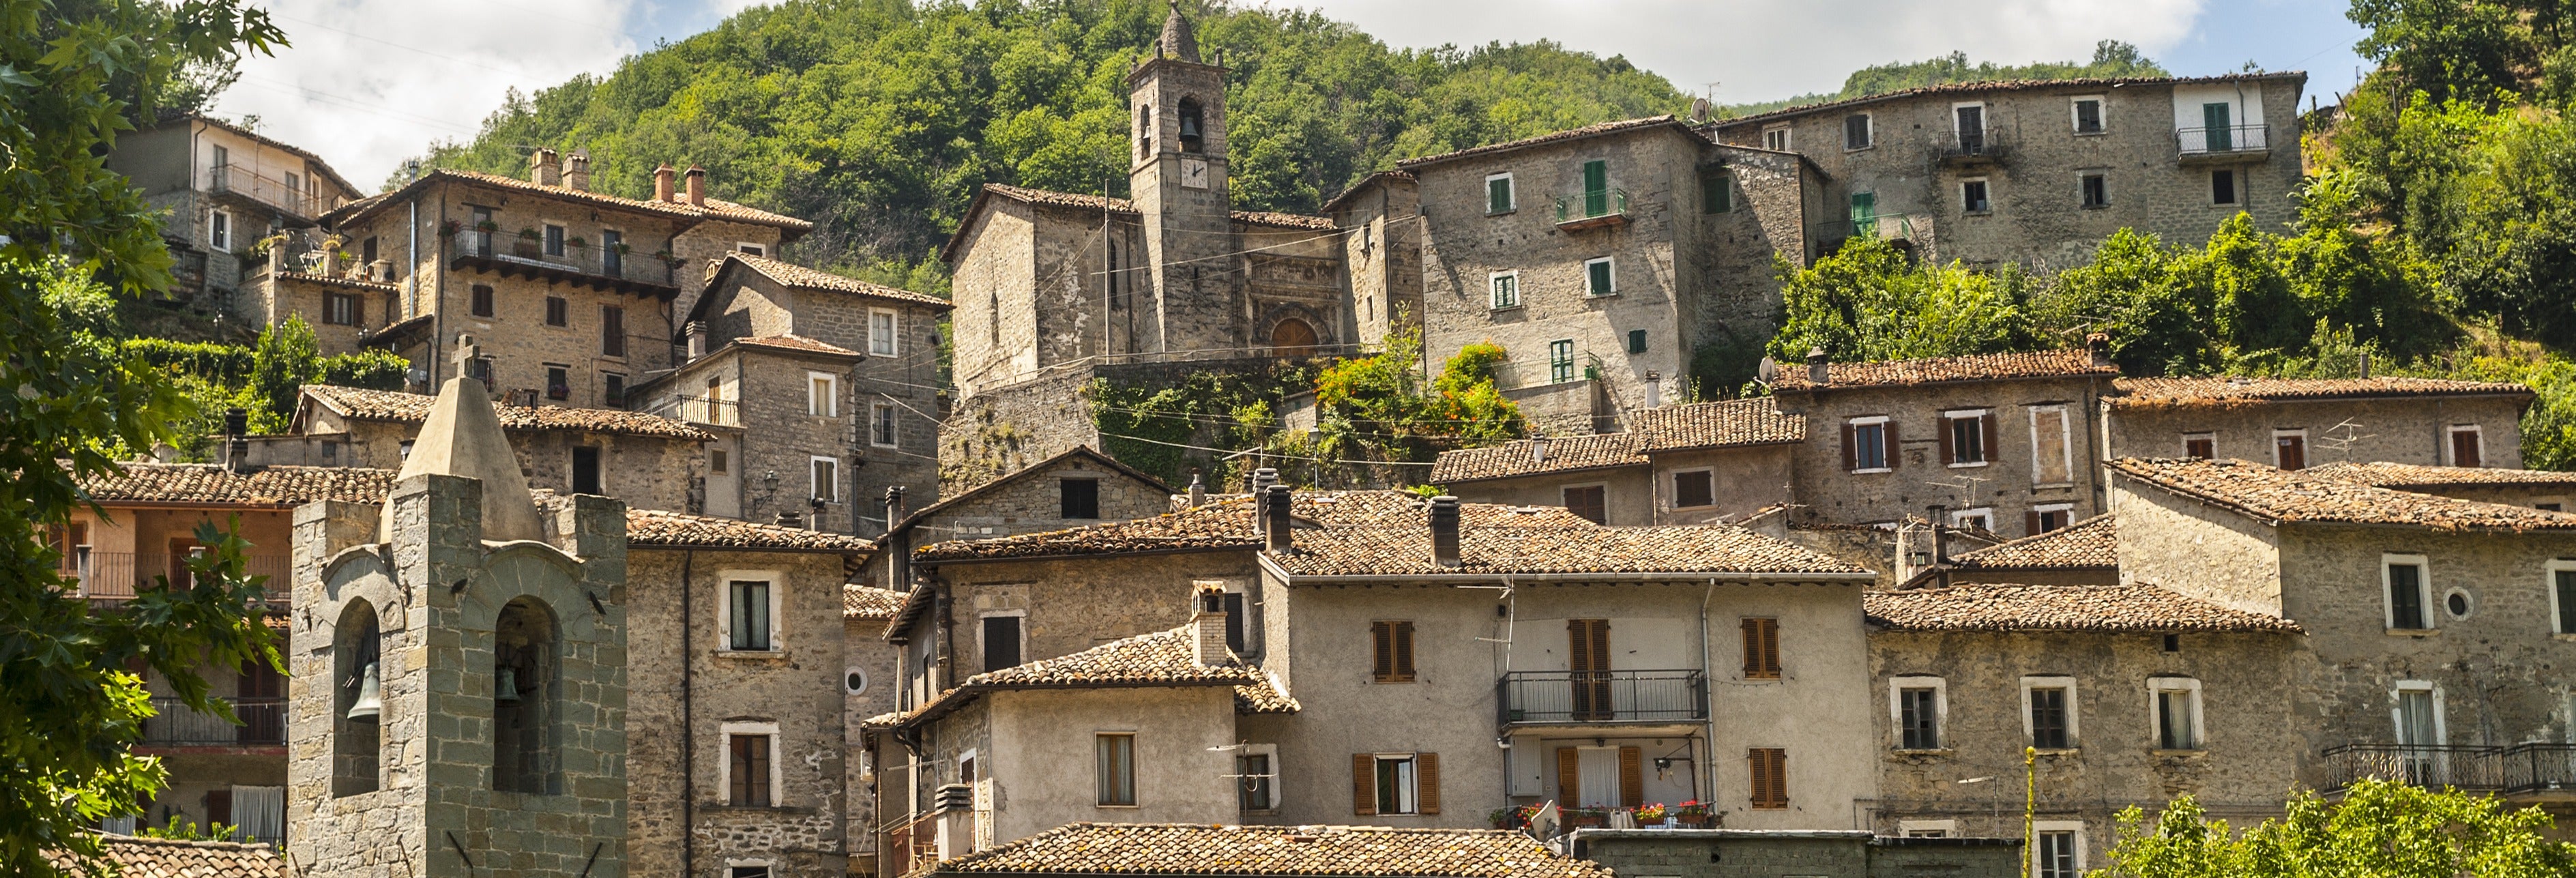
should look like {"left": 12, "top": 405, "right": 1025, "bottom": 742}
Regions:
{"left": 1097, "top": 430, "right": 1437, "bottom": 467}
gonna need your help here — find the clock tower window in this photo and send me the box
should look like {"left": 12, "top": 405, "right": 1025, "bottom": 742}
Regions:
{"left": 1177, "top": 98, "right": 1205, "bottom": 153}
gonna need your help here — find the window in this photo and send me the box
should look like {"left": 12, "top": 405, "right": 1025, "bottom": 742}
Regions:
{"left": 2028, "top": 503, "right": 2073, "bottom": 536}
{"left": 871, "top": 403, "right": 898, "bottom": 448}
{"left": 1354, "top": 753, "right": 1434, "bottom": 815}
{"left": 2551, "top": 562, "right": 2576, "bottom": 635}
{"left": 1060, "top": 478, "right": 1100, "bottom": 518}
{"left": 570, "top": 445, "right": 601, "bottom": 495}
{"left": 545, "top": 365, "right": 572, "bottom": 401}
{"left": 2030, "top": 405, "right": 2073, "bottom": 484}
{"left": 1896, "top": 681, "right": 1942, "bottom": 750}
{"left": 2072, "top": 96, "right": 2105, "bottom": 134}
{"left": 1177, "top": 98, "right": 1205, "bottom": 153}
{"left": 1561, "top": 484, "right": 1605, "bottom": 525}
{"left": 601, "top": 229, "right": 623, "bottom": 276}
{"left": 1741, "top": 617, "right": 1781, "bottom": 680}
{"left": 1701, "top": 169, "right": 1732, "bottom": 214}
{"left": 2150, "top": 678, "right": 2203, "bottom": 750}
{"left": 1761, "top": 125, "right": 1791, "bottom": 151}
{"left": 602, "top": 373, "right": 624, "bottom": 407}
{"left": 2273, "top": 430, "right": 2307, "bottom": 470}
{"left": 470, "top": 206, "right": 493, "bottom": 254}
{"left": 2385, "top": 555, "right": 2431, "bottom": 630}
{"left": 1584, "top": 257, "right": 1615, "bottom": 296}
{"left": 1489, "top": 272, "right": 1519, "bottom": 310}
{"left": 362, "top": 237, "right": 379, "bottom": 266}
{"left": 542, "top": 223, "right": 566, "bottom": 257}
{"left": 870, "top": 309, "right": 898, "bottom": 356}
{"left": 2212, "top": 169, "right": 2238, "bottom": 205}
{"left": 1843, "top": 113, "right": 1873, "bottom": 149}
{"left": 2034, "top": 823, "right": 2084, "bottom": 878}
{"left": 210, "top": 209, "right": 231, "bottom": 250}
{"left": 2201, "top": 102, "right": 2234, "bottom": 151}
{"left": 981, "top": 614, "right": 1023, "bottom": 672}
{"left": 471, "top": 284, "right": 495, "bottom": 318}
{"left": 1849, "top": 191, "right": 1876, "bottom": 235}
{"left": 1847, "top": 416, "right": 1891, "bottom": 472}
{"left": 737, "top": 243, "right": 765, "bottom": 257}
{"left": 285, "top": 171, "right": 302, "bottom": 197}
{"left": 2081, "top": 173, "right": 2109, "bottom": 208}
{"left": 1900, "top": 820, "right": 1957, "bottom": 838}
{"left": 323, "top": 292, "right": 362, "bottom": 326}
{"left": 1581, "top": 160, "right": 1609, "bottom": 217}
{"left": 1549, "top": 339, "right": 1576, "bottom": 383}
{"left": 710, "top": 449, "right": 728, "bottom": 475}
{"left": 1746, "top": 748, "right": 1788, "bottom": 809}
{"left": 811, "top": 456, "right": 839, "bottom": 503}
{"left": 1672, "top": 469, "right": 1714, "bottom": 509}
{"left": 2450, "top": 426, "right": 2483, "bottom": 467}
{"left": 726, "top": 579, "right": 775, "bottom": 652}
{"left": 1626, "top": 329, "right": 1647, "bottom": 354}
{"left": 2183, "top": 433, "right": 2216, "bottom": 459}
{"left": 807, "top": 372, "right": 838, "bottom": 417}
{"left": 1941, "top": 409, "right": 1991, "bottom": 466}
{"left": 1961, "top": 178, "right": 1991, "bottom": 214}
{"left": 1096, "top": 733, "right": 1137, "bottom": 806}
{"left": 1485, "top": 173, "right": 1515, "bottom": 214}
{"left": 1953, "top": 103, "right": 1987, "bottom": 151}
{"left": 1221, "top": 591, "right": 1248, "bottom": 654}
{"left": 1370, "top": 620, "right": 1416, "bottom": 683}
{"left": 1237, "top": 746, "right": 1277, "bottom": 811}
{"left": 725, "top": 725, "right": 776, "bottom": 806}
{"left": 730, "top": 865, "right": 773, "bottom": 878}
{"left": 2024, "top": 677, "right": 2077, "bottom": 750}
{"left": 845, "top": 668, "right": 868, "bottom": 694}
{"left": 544, "top": 296, "right": 568, "bottom": 327}
{"left": 1951, "top": 508, "right": 1995, "bottom": 532}
{"left": 600, "top": 306, "right": 626, "bottom": 357}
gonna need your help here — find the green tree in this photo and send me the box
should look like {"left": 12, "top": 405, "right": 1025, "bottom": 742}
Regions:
{"left": 2349, "top": 0, "right": 2529, "bottom": 104}
{"left": 1723, "top": 40, "right": 2166, "bottom": 117}
{"left": 235, "top": 316, "right": 321, "bottom": 433}
{"left": 2096, "top": 781, "right": 2576, "bottom": 877}
{"left": 1765, "top": 235, "right": 2036, "bottom": 364}
{"left": 0, "top": 1, "right": 286, "bottom": 873}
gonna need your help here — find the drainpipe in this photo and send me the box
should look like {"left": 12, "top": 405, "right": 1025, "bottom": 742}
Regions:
{"left": 679, "top": 550, "right": 697, "bottom": 878}
{"left": 1698, "top": 578, "right": 1718, "bottom": 806}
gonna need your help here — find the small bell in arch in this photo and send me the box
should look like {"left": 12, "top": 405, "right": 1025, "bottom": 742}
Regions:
{"left": 495, "top": 665, "right": 521, "bottom": 703}
{"left": 347, "top": 661, "right": 383, "bottom": 721}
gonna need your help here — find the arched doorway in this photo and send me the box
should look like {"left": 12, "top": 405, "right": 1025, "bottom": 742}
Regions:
{"left": 1270, "top": 318, "right": 1318, "bottom": 355}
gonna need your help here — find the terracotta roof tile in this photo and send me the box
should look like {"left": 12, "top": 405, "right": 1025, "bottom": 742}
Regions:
{"left": 2110, "top": 376, "right": 2530, "bottom": 407}
{"left": 845, "top": 584, "right": 905, "bottom": 619}
{"left": 916, "top": 493, "right": 1595, "bottom": 562}
{"left": 1319, "top": 169, "right": 1418, "bottom": 214}
{"left": 1774, "top": 349, "right": 2116, "bottom": 392}
{"left": 1950, "top": 514, "right": 2117, "bottom": 570}
{"left": 735, "top": 334, "right": 864, "bottom": 357}
{"left": 48, "top": 834, "right": 284, "bottom": 878}
{"left": 1633, "top": 397, "right": 1807, "bottom": 451}
{"left": 1398, "top": 116, "right": 1690, "bottom": 169}
{"left": 2307, "top": 460, "right": 2576, "bottom": 489}
{"left": 974, "top": 184, "right": 1334, "bottom": 230}
{"left": 78, "top": 463, "right": 398, "bottom": 507}
{"left": 1274, "top": 523, "right": 1871, "bottom": 579}
{"left": 1431, "top": 432, "right": 1644, "bottom": 483}
{"left": 892, "top": 625, "right": 1278, "bottom": 728}
{"left": 714, "top": 252, "right": 953, "bottom": 309}
{"left": 1866, "top": 583, "right": 2300, "bottom": 633}
{"left": 1710, "top": 72, "right": 2307, "bottom": 128}
{"left": 1233, "top": 209, "right": 1338, "bottom": 230}
{"left": 2109, "top": 457, "right": 2576, "bottom": 531}
{"left": 327, "top": 168, "right": 811, "bottom": 234}
{"left": 1432, "top": 398, "right": 1803, "bottom": 482}
{"left": 302, "top": 385, "right": 715, "bottom": 441}
{"left": 941, "top": 823, "right": 1611, "bottom": 878}
{"left": 272, "top": 271, "right": 398, "bottom": 293}
{"left": 623, "top": 506, "right": 875, "bottom": 554}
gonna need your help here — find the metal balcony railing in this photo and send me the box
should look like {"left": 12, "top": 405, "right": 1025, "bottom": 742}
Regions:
{"left": 69, "top": 551, "right": 292, "bottom": 604}
{"left": 452, "top": 233, "right": 677, "bottom": 289}
{"left": 141, "top": 697, "right": 286, "bottom": 746}
{"left": 636, "top": 394, "right": 741, "bottom": 427}
{"left": 1497, "top": 669, "right": 1708, "bottom": 725}
{"left": 1942, "top": 130, "right": 2007, "bottom": 162}
{"left": 1554, "top": 188, "right": 1630, "bottom": 227}
{"left": 2176, "top": 124, "right": 2270, "bottom": 156}
{"left": 1811, "top": 212, "right": 1918, "bottom": 245}
{"left": 2322, "top": 742, "right": 2576, "bottom": 794}
{"left": 210, "top": 163, "right": 340, "bottom": 219}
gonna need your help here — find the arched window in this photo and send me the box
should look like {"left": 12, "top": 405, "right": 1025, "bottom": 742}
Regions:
{"left": 1270, "top": 318, "right": 1319, "bottom": 355}
{"left": 493, "top": 596, "right": 558, "bottom": 794}
{"left": 1137, "top": 105, "right": 1152, "bottom": 162}
{"left": 333, "top": 600, "right": 381, "bottom": 797}
{"left": 1177, "top": 98, "right": 1204, "bottom": 153}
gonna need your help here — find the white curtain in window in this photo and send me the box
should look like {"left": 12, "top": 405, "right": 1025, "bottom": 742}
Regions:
{"left": 231, "top": 785, "right": 284, "bottom": 843}
{"left": 1575, "top": 747, "right": 1619, "bottom": 809}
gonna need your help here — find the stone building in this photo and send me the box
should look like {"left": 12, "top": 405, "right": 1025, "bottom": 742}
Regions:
{"left": 1572, "top": 828, "right": 2020, "bottom": 878}
{"left": 1399, "top": 117, "right": 1816, "bottom": 433}
{"left": 1429, "top": 397, "right": 1804, "bottom": 525}
{"left": 2304, "top": 460, "right": 2576, "bottom": 510}
{"left": 1704, "top": 73, "right": 2308, "bottom": 271}
{"left": 1920, "top": 514, "right": 2120, "bottom": 587}
{"left": 2103, "top": 376, "right": 2532, "bottom": 469}
{"left": 844, "top": 585, "right": 906, "bottom": 870}
{"left": 315, "top": 151, "right": 812, "bottom": 396}
{"left": 862, "top": 445, "right": 1177, "bottom": 592}
{"left": 106, "top": 113, "right": 364, "bottom": 314}
{"left": 267, "top": 383, "right": 713, "bottom": 514}
{"left": 932, "top": 823, "right": 1611, "bottom": 878}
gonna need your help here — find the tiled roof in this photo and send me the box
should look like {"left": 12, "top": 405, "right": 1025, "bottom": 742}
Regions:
{"left": 944, "top": 184, "right": 1333, "bottom": 260}
{"left": 78, "top": 463, "right": 397, "bottom": 507}
{"left": 302, "top": 385, "right": 715, "bottom": 441}
{"left": 325, "top": 168, "right": 812, "bottom": 235}
{"left": 892, "top": 625, "right": 1283, "bottom": 728}
{"left": 2109, "top": 457, "right": 2576, "bottom": 531}
{"left": 845, "top": 584, "right": 905, "bottom": 619}
{"left": 1319, "top": 169, "right": 1418, "bottom": 214}
{"left": 940, "top": 823, "right": 1612, "bottom": 878}
{"left": 735, "top": 334, "right": 864, "bottom": 357}
{"left": 1773, "top": 349, "right": 2116, "bottom": 391}
{"left": 272, "top": 271, "right": 398, "bottom": 292}
{"left": 893, "top": 445, "right": 1177, "bottom": 536}
{"left": 48, "top": 834, "right": 284, "bottom": 878}
{"left": 1274, "top": 523, "right": 1871, "bottom": 579}
{"left": 624, "top": 506, "right": 875, "bottom": 554}
{"left": 2307, "top": 460, "right": 2576, "bottom": 489}
{"left": 713, "top": 252, "right": 953, "bottom": 309}
{"left": 983, "top": 183, "right": 1135, "bottom": 212}
{"left": 1398, "top": 116, "right": 1692, "bottom": 169}
{"left": 2111, "top": 376, "right": 2530, "bottom": 406}
{"left": 1710, "top": 72, "right": 2307, "bottom": 128}
{"left": 1431, "top": 398, "right": 1803, "bottom": 482}
{"left": 1233, "top": 210, "right": 1338, "bottom": 230}
{"left": 1950, "top": 514, "right": 2117, "bottom": 570}
{"left": 1865, "top": 583, "right": 2300, "bottom": 633}
{"left": 916, "top": 493, "right": 1595, "bottom": 563}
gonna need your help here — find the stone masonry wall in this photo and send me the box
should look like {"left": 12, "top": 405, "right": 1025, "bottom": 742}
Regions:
{"left": 733, "top": 350, "right": 864, "bottom": 533}
{"left": 938, "top": 368, "right": 1103, "bottom": 494}
{"left": 1331, "top": 177, "right": 1424, "bottom": 347}
{"left": 1772, "top": 374, "right": 2113, "bottom": 531}
{"left": 916, "top": 454, "right": 1175, "bottom": 541}
{"left": 2107, "top": 394, "right": 2530, "bottom": 469}
{"left": 842, "top": 619, "right": 903, "bottom": 863}
{"left": 948, "top": 200, "right": 1038, "bottom": 400}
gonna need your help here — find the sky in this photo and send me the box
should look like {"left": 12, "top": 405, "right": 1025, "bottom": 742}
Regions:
{"left": 212, "top": 0, "right": 2367, "bottom": 189}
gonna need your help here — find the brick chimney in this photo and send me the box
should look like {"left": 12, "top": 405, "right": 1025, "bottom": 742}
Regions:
{"left": 1805, "top": 347, "right": 1830, "bottom": 385}
{"left": 2085, "top": 332, "right": 2111, "bottom": 368}
{"left": 1926, "top": 504, "right": 1950, "bottom": 589}
{"left": 1263, "top": 484, "right": 1293, "bottom": 553}
{"left": 1429, "top": 495, "right": 1461, "bottom": 567}
{"left": 563, "top": 149, "right": 591, "bottom": 192}
{"left": 654, "top": 164, "right": 677, "bottom": 203}
{"left": 1190, "top": 584, "right": 1231, "bottom": 665}
{"left": 685, "top": 321, "right": 709, "bottom": 361}
{"left": 222, "top": 407, "right": 250, "bottom": 474}
{"left": 529, "top": 147, "right": 560, "bottom": 186}
{"left": 684, "top": 165, "right": 707, "bottom": 206}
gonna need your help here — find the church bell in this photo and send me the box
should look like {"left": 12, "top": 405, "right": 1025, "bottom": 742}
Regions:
{"left": 347, "top": 660, "right": 383, "bottom": 721}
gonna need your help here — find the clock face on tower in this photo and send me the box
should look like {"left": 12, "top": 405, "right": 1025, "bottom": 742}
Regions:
{"left": 1180, "top": 157, "right": 1209, "bottom": 190}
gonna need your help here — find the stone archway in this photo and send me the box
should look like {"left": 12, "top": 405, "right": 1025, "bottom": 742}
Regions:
{"left": 1270, "top": 317, "right": 1319, "bottom": 355}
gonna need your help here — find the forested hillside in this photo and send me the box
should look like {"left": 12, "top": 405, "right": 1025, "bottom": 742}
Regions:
{"left": 1717, "top": 40, "right": 2168, "bottom": 117}
{"left": 409, "top": 0, "right": 1685, "bottom": 282}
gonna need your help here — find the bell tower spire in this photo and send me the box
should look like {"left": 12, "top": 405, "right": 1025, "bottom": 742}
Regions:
{"left": 1127, "top": 2, "right": 1234, "bottom": 355}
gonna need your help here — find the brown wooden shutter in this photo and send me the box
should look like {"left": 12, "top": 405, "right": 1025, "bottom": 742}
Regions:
{"left": 1371, "top": 622, "right": 1393, "bottom": 682}
{"left": 1770, "top": 750, "right": 1789, "bottom": 808}
{"left": 1760, "top": 619, "right": 1781, "bottom": 678}
{"left": 1557, "top": 748, "right": 1581, "bottom": 804}
{"left": 2025, "top": 511, "right": 2043, "bottom": 536}
{"left": 1352, "top": 754, "right": 1377, "bottom": 815}
{"left": 1841, "top": 422, "right": 1857, "bottom": 471}
{"left": 205, "top": 788, "right": 232, "bottom": 826}
{"left": 1981, "top": 413, "right": 1999, "bottom": 465}
{"left": 1937, "top": 415, "right": 1955, "bottom": 465}
{"left": 1393, "top": 621, "right": 1416, "bottom": 681}
{"left": 1618, "top": 746, "right": 1643, "bottom": 807}
{"left": 1740, "top": 617, "right": 1760, "bottom": 677}
{"left": 1884, "top": 421, "right": 1899, "bottom": 470}
{"left": 1746, "top": 748, "right": 1789, "bottom": 808}
{"left": 1418, "top": 752, "right": 1441, "bottom": 815}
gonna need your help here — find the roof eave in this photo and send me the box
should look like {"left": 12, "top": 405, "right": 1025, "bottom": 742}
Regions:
{"left": 1271, "top": 568, "right": 1877, "bottom": 585}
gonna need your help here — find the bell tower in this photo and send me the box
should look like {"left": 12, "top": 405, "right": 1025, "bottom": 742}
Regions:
{"left": 1128, "top": 3, "right": 1236, "bottom": 354}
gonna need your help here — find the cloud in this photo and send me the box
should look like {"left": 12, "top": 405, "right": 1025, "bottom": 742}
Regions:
{"left": 212, "top": 0, "right": 644, "bottom": 190}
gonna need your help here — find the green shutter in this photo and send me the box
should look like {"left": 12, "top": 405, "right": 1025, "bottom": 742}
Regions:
{"left": 2201, "top": 103, "right": 2231, "bottom": 151}
{"left": 1849, "top": 192, "right": 1876, "bottom": 236}
{"left": 1550, "top": 340, "right": 1575, "bottom": 383}
{"left": 1587, "top": 259, "right": 1613, "bottom": 295}
{"left": 1488, "top": 177, "right": 1512, "bottom": 214}
{"left": 1627, "top": 330, "right": 1647, "bottom": 353}
{"left": 1583, "top": 160, "right": 1608, "bottom": 216}
{"left": 1702, "top": 171, "right": 1731, "bottom": 214}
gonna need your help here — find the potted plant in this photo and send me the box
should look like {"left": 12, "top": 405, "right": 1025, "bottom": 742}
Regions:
{"left": 1633, "top": 803, "right": 1667, "bottom": 825}
{"left": 514, "top": 227, "right": 542, "bottom": 257}
{"left": 1487, "top": 808, "right": 1520, "bottom": 830}
{"left": 439, "top": 218, "right": 461, "bottom": 237}
{"left": 1563, "top": 807, "right": 1608, "bottom": 828}
{"left": 1673, "top": 800, "right": 1711, "bottom": 828}
{"left": 473, "top": 219, "right": 500, "bottom": 233}
{"left": 566, "top": 235, "right": 587, "bottom": 250}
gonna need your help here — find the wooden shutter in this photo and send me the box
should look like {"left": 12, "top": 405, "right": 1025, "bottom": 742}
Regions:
{"left": 1981, "top": 413, "right": 1999, "bottom": 465}
{"left": 1746, "top": 748, "right": 1788, "bottom": 809}
{"left": 1741, "top": 618, "right": 1780, "bottom": 679}
{"left": 1618, "top": 746, "right": 1643, "bottom": 807}
{"left": 1557, "top": 748, "right": 1581, "bottom": 804}
{"left": 205, "top": 788, "right": 233, "bottom": 826}
{"left": 1884, "top": 421, "right": 1899, "bottom": 470}
{"left": 1937, "top": 415, "right": 1955, "bottom": 465}
{"left": 1568, "top": 619, "right": 1610, "bottom": 672}
{"left": 1392, "top": 621, "right": 1416, "bottom": 681}
{"left": 2025, "top": 511, "right": 2043, "bottom": 536}
{"left": 1841, "top": 422, "right": 1857, "bottom": 471}
{"left": 1418, "top": 753, "right": 1441, "bottom": 815}
{"left": 1352, "top": 754, "right": 1377, "bottom": 815}
{"left": 1371, "top": 621, "right": 1394, "bottom": 682}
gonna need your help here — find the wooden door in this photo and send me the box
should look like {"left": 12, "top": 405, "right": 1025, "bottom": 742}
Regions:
{"left": 1568, "top": 619, "right": 1611, "bottom": 721}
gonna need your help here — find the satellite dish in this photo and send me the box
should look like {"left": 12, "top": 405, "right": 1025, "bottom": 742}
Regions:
{"left": 1756, "top": 357, "right": 1779, "bottom": 383}
{"left": 1690, "top": 97, "right": 1712, "bottom": 123}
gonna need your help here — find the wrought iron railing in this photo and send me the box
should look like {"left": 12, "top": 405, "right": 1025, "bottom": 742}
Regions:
{"left": 1497, "top": 669, "right": 1708, "bottom": 725}
{"left": 211, "top": 163, "right": 341, "bottom": 218}
{"left": 1555, "top": 188, "right": 1630, "bottom": 224}
{"left": 1943, "top": 130, "right": 2007, "bottom": 160}
{"left": 452, "top": 233, "right": 676, "bottom": 287}
{"left": 2176, "top": 124, "right": 2270, "bottom": 156}
{"left": 2323, "top": 742, "right": 2576, "bottom": 793}
{"left": 70, "top": 551, "right": 292, "bottom": 604}
{"left": 141, "top": 697, "right": 287, "bottom": 746}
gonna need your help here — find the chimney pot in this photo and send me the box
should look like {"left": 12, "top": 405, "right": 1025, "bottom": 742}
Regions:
{"left": 530, "top": 148, "right": 560, "bottom": 186}
{"left": 564, "top": 150, "right": 591, "bottom": 192}
{"left": 2358, "top": 351, "right": 2373, "bottom": 379}
{"left": 684, "top": 164, "right": 707, "bottom": 206}
{"left": 1263, "top": 484, "right": 1293, "bottom": 553}
{"left": 1429, "top": 495, "right": 1462, "bottom": 567}
{"left": 686, "top": 321, "right": 709, "bottom": 361}
{"left": 1249, "top": 467, "right": 1279, "bottom": 532}
{"left": 1187, "top": 469, "right": 1206, "bottom": 507}
{"left": 2085, "top": 332, "right": 2112, "bottom": 368}
{"left": 1805, "top": 347, "right": 1830, "bottom": 385}
{"left": 774, "top": 510, "right": 802, "bottom": 528}
{"left": 654, "top": 164, "right": 677, "bottom": 203}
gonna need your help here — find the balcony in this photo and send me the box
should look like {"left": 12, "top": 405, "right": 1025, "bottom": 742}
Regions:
{"left": 449, "top": 233, "right": 678, "bottom": 299}
{"left": 209, "top": 163, "right": 340, "bottom": 222}
{"left": 1497, "top": 670, "right": 1708, "bottom": 727}
{"left": 1554, "top": 188, "right": 1630, "bottom": 231}
{"left": 2322, "top": 743, "right": 2576, "bottom": 797}
{"left": 140, "top": 697, "right": 286, "bottom": 748}
{"left": 2176, "top": 124, "right": 2271, "bottom": 164}
{"left": 68, "top": 551, "right": 292, "bottom": 606}
{"left": 1939, "top": 131, "right": 2008, "bottom": 166}
{"left": 1810, "top": 213, "right": 1920, "bottom": 258}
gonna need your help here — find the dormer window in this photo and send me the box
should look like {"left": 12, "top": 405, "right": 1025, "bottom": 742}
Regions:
{"left": 1177, "top": 98, "right": 1204, "bottom": 153}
